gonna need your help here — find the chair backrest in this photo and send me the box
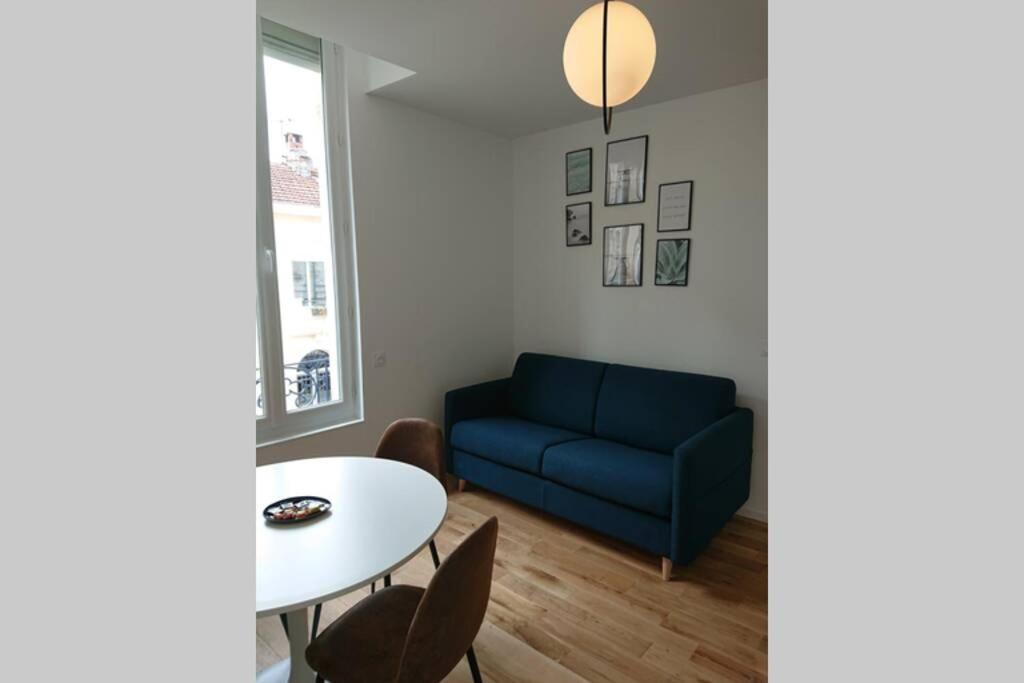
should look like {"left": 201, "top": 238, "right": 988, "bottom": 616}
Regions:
{"left": 375, "top": 418, "right": 446, "bottom": 483}
{"left": 395, "top": 516, "right": 499, "bottom": 683}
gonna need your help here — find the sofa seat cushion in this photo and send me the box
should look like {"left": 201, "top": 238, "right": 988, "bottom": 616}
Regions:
{"left": 541, "top": 439, "right": 673, "bottom": 518}
{"left": 450, "top": 417, "right": 588, "bottom": 474}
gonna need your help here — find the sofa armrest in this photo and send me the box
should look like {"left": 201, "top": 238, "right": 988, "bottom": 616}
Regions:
{"left": 670, "top": 407, "right": 754, "bottom": 563}
{"left": 673, "top": 407, "right": 754, "bottom": 497}
{"left": 444, "top": 377, "right": 511, "bottom": 467}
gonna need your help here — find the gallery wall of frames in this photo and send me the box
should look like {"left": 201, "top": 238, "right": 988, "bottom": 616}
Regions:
{"left": 564, "top": 135, "right": 694, "bottom": 288}
{"left": 518, "top": 80, "right": 767, "bottom": 518}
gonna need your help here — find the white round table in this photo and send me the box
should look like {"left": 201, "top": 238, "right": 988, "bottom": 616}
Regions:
{"left": 256, "top": 456, "right": 448, "bottom": 683}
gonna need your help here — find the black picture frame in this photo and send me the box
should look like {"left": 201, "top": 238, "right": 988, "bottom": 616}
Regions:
{"left": 565, "top": 147, "right": 592, "bottom": 196}
{"left": 657, "top": 180, "right": 694, "bottom": 232}
{"left": 602, "top": 223, "right": 644, "bottom": 287}
{"left": 565, "top": 201, "right": 592, "bottom": 247}
{"left": 604, "top": 135, "right": 649, "bottom": 206}
{"left": 654, "top": 238, "right": 691, "bottom": 286}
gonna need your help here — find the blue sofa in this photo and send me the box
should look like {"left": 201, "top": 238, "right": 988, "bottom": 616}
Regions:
{"left": 444, "top": 353, "right": 753, "bottom": 576}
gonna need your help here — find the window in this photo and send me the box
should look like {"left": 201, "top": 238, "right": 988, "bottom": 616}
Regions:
{"left": 256, "top": 20, "right": 362, "bottom": 445}
{"left": 292, "top": 261, "right": 327, "bottom": 311}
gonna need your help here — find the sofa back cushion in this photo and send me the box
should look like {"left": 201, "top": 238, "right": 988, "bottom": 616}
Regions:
{"left": 594, "top": 364, "right": 736, "bottom": 453}
{"left": 509, "top": 353, "right": 607, "bottom": 434}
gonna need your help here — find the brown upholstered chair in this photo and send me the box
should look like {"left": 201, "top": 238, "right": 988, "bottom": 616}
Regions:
{"left": 372, "top": 418, "right": 446, "bottom": 592}
{"left": 306, "top": 516, "right": 499, "bottom": 683}
{"left": 296, "top": 419, "right": 448, "bottom": 639}
{"left": 376, "top": 417, "right": 446, "bottom": 483}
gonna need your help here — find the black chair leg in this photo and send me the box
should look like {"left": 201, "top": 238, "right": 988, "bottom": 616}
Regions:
{"left": 429, "top": 539, "right": 440, "bottom": 569}
{"left": 315, "top": 676, "right": 324, "bottom": 683}
{"left": 278, "top": 613, "right": 289, "bottom": 637}
{"left": 311, "top": 602, "right": 322, "bottom": 638}
{"left": 384, "top": 573, "right": 392, "bottom": 587}
{"left": 466, "top": 645, "right": 483, "bottom": 683}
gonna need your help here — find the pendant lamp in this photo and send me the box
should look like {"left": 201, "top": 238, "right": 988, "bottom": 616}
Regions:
{"left": 563, "top": 0, "right": 656, "bottom": 134}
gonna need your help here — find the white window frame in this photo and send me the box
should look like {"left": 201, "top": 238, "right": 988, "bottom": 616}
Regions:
{"left": 255, "top": 20, "right": 363, "bottom": 446}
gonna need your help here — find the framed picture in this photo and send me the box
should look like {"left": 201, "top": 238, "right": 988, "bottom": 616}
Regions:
{"left": 605, "top": 135, "right": 648, "bottom": 206}
{"left": 657, "top": 181, "right": 693, "bottom": 232}
{"left": 565, "top": 147, "right": 592, "bottom": 196}
{"left": 603, "top": 223, "right": 644, "bottom": 286}
{"left": 565, "top": 202, "right": 592, "bottom": 246}
{"left": 655, "top": 238, "right": 690, "bottom": 286}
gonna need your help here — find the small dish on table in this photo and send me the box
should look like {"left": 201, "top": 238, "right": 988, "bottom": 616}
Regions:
{"left": 263, "top": 496, "right": 332, "bottom": 524}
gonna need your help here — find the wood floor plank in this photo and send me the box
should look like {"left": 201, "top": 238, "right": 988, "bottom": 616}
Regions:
{"left": 730, "top": 516, "right": 768, "bottom": 533}
{"left": 529, "top": 540, "right": 637, "bottom": 594}
{"left": 255, "top": 613, "right": 291, "bottom": 659}
{"left": 690, "top": 644, "right": 768, "bottom": 683}
{"left": 255, "top": 633, "right": 281, "bottom": 671}
{"left": 701, "top": 545, "right": 768, "bottom": 573}
{"left": 486, "top": 586, "right": 571, "bottom": 663}
{"left": 497, "top": 572, "right": 653, "bottom": 658}
{"left": 719, "top": 520, "right": 769, "bottom": 545}
{"left": 717, "top": 529, "right": 769, "bottom": 555}
{"left": 256, "top": 489, "right": 769, "bottom": 682}
{"left": 470, "top": 621, "right": 589, "bottom": 683}
{"left": 641, "top": 641, "right": 734, "bottom": 683}
{"left": 662, "top": 610, "right": 767, "bottom": 675}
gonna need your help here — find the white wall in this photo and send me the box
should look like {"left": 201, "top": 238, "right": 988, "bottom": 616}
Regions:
{"left": 258, "top": 36, "right": 514, "bottom": 463}
{"left": 512, "top": 80, "right": 768, "bottom": 519}
{"left": 253, "top": 6, "right": 766, "bottom": 519}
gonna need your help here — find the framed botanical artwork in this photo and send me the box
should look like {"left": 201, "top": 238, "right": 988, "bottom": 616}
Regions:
{"left": 655, "top": 238, "right": 690, "bottom": 286}
{"left": 565, "top": 147, "right": 592, "bottom": 196}
{"left": 605, "top": 135, "right": 648, "bottom": 206}
{"left": 565, "top": 202, "right": 592, "bottom": 246}
{"left": 657, "top": 180, "right": 693, "bottom": 232}
{"left": 603, "top": 223, "right": 644, "bottom": 286}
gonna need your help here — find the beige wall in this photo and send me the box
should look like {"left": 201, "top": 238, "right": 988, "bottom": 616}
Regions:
{"left": 511, "top": 80, "right": 768, "bottom": 519}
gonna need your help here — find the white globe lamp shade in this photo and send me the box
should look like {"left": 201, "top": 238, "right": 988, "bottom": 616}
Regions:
{"left": 563, "top": 1, "right": 656, "bottom": 108}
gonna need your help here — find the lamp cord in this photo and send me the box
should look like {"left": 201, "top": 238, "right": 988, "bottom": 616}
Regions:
{"left": 602, "top": 0, "right": 613, "bottom": 134}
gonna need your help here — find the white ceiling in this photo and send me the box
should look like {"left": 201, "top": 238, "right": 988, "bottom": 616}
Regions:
{"left": 262, "top": 0, "right": 767, "bottom": 139}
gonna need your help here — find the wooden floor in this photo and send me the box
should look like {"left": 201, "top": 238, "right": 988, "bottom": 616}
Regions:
{"left": 257, "top": 488, "right": 767, "bottom": 683}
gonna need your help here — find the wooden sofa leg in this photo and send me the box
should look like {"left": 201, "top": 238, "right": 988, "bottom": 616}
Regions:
{"left": 661, "top": 557, "right": 673, "bottom": 581}
{"left": 457, "top": 478, "right": 467, "bottom": 492}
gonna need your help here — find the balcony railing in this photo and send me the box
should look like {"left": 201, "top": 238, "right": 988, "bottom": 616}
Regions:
{"left": 256, "top": 350, "right": 332, "bottom": 412}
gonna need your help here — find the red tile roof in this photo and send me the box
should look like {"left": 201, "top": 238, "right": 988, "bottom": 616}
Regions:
{"left": 270, "top": 163, "right": 320, "bottom": 207}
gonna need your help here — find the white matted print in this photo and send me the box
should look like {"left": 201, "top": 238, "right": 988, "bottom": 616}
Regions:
{"left": 605, "top": 135, "right": 648, "bottom": 205}
{"left": 603, "top": 223, "right": 644, "bottom": 286}
{"left": 566, "top": 202, "right": 592, "bottom": 246}
{"left": 657, "top": 181, "right": 693, "bottom": 232}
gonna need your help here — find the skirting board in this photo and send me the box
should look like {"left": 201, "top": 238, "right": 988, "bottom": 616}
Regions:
{"left": 737, "top": 506, "right": 767, "bottom": 523}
